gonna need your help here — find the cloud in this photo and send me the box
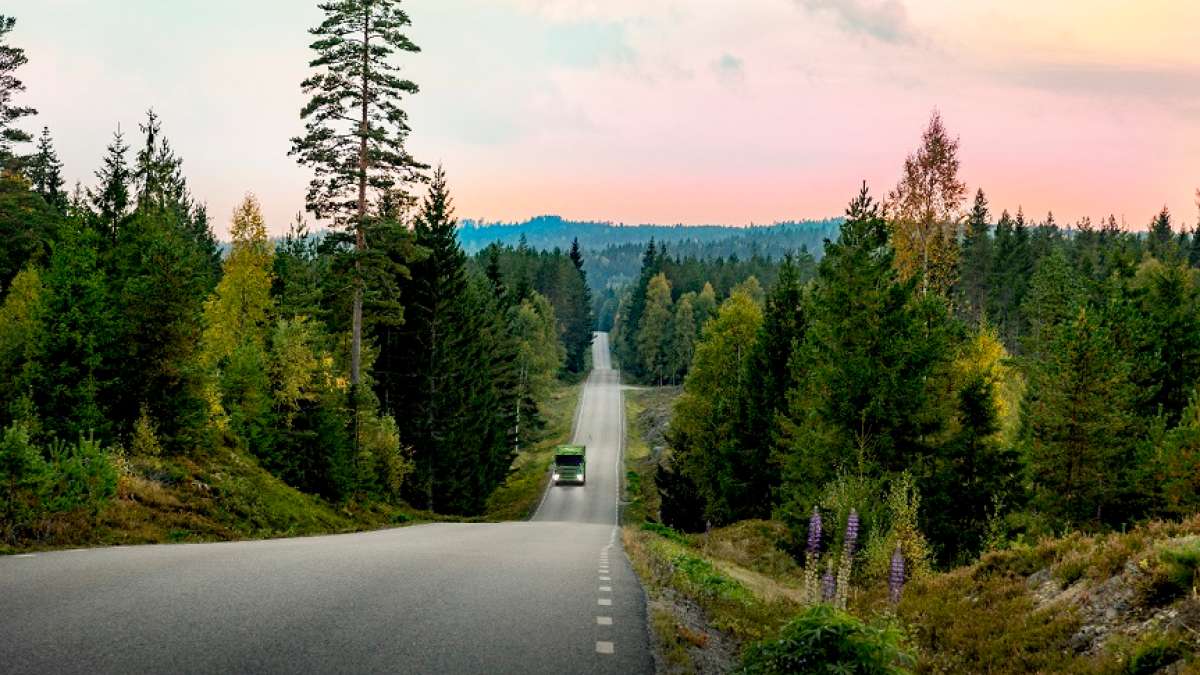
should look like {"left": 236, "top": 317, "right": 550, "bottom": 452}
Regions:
{"left": 795, "top": 0, "right": 916, "bottom": 44}
{"left": 1001, "top": 62, "right": 1200, "bottom": 109}
{"left": 711, "top": 53, "right": 745, "bottom": 86}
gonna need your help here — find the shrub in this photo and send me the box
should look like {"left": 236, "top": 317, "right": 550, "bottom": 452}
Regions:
{"left": 45, "top": 433, "right": 118, "bottom": 514}
{"left": 1138, "top": 538, "right": 1200, "bottom": 607}
{"left": 738, "top": 604, "right": 912, "bottom": 674}
{"left": 0, "top": 424, "right": 48, "bottom": 542}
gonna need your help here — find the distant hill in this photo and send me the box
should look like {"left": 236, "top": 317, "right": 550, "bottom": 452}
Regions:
{"left": 457, "top": 215, "right": 840, "bottom": 254}
{"left": 458, "top": 215, "right": 841, "bottom": 290}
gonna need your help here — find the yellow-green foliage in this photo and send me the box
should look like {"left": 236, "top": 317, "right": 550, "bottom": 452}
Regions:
{"left": 483, "top": 381, "right": 580, "bottom": 521}
{"left": 951, "top": 324, "right": 1024, "bottom": 445}
{"left": 865, "top": 472, "right": 931, "bottom": 583}
{"left": 130, "top": 406, "right": 163, "bottom": 457}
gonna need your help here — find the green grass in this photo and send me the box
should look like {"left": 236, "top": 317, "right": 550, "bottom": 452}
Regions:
{"left": 483, "top": 381, "right": 582, "bottom": 521}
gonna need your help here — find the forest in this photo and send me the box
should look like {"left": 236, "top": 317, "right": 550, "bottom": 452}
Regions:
{"left": 0, "top": 9, "right": 593, "bottom": 546}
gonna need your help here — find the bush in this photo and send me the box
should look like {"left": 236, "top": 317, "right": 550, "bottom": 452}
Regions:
{"left": 0, "top": 424, "right": 49, "bottom": 541}
{"left": 738, "top": 604, "right": 913, "bottom": 674}
{"left": 45, "top": 434, "right": 118, "bottom": 514}
{"left": 1138, "top": 539, "right": 1200, "bottom": 607}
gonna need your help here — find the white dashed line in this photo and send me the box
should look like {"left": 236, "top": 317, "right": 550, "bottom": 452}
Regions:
{"left": 596, "top": 616, "right": 613, "bottom": 626}
{"left": 599, "top": 585, "right": 612, "bottom": 592}
{"left": 600, "top": 575, "right": 611, "bottom": 581}
{"left": 598, "top": 598, "right": 612, "bottom": 606}
{"left": 596, "top": 641, "right": 614, "bottom": 655}
{"left": 14, "top": 553, "right": 36, "bottom": 558}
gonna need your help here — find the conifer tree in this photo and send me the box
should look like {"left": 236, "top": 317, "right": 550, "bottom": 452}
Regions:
{"left": 668, "top": 295, "right": 695, "bottom": 383}
{"left": 28, "top": 127, "right": 65, "bottom": 211}
{"left": 1023, "top": 306, "right": 1135, "bottom": 526}
{"left": 561, "top": 238, "right": 594, "bottom": 373}
{"left": 0, "top": 15, "right": 35, "bottom": 167}
{"left": 958, "top": 189, "right": 991, "bottom": 325}
{"left": 1021, "top": 248, "right": 1085, "bottom": 361}
{"left": 290, "top": 0, "right": 424, "bottom": 392}
{"left": 782, "top": 183, "right": 953, "bottom": 510}
{"left": 1148, "top": 207, "right": 1176, "bottom": 262}
{"left": 89, "top": 128, "right": 132, "bottom": 243}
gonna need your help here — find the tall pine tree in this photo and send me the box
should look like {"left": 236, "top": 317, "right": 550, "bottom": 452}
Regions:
{"left": 0, "top": 15, "right": 35, "bottom": 167}
{"left": 290, "top": 0, "right": 424, "bottom": 393}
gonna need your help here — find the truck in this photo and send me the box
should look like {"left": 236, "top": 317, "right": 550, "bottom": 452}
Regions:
{"left": 552, "top": 445, "right": 586, "bottom": 485}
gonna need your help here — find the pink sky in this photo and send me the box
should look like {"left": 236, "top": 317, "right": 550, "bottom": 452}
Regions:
{"left": 14, "top": 0, "right": 1200, "bottom": 236}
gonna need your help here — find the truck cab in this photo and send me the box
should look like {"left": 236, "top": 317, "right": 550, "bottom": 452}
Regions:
{"left": 553, "top": 445, "right": 586, "bottom": 485}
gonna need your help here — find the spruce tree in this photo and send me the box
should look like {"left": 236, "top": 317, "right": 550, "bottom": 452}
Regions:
{"left": 1023, "top": 306, "right": 1135, "bottom": 526}
{"left": 28, "top": 127, "right": 66, "bottom": 211}
{"left": 958, "top": 189, "right": 991, "bottom": 325}
{"left": 290, "top": 0, "right": 424, "bottom": 392}
{"left": 781, "top": 183, "right": 952, "bottom": 511}
{"left": 0, "top": 15, "right": 35, "bottom": 167}
{"left": 1021, "top": 248, "right": 1085, "bottom": 361}
{"left": 89, "top": 127, "right": 132, "bottom": 244}
{"left": 1148, "top": 207, "right": 1176, "bottom": 262}
{"left": 561, "top": 238, "right": 594, "bottom": 373}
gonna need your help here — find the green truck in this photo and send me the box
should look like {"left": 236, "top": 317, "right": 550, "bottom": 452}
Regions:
{"left": 553, "top": 445, "right": 586, "bottom": 485}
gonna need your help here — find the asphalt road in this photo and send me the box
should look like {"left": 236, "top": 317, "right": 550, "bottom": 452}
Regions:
{"left": 0, "top": 332, "right": 653, "bottom": 675}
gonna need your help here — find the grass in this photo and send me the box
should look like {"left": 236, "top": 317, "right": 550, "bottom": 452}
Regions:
{"left": 483, "top": 381, "right": 582, "bottom": 521}
{"left": 4, "top": 380, "right": 581, "bottom": 554}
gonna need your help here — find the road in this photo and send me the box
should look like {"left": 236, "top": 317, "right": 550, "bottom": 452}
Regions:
{"left": 0, "top": 332, "right": 653, "bottom": 674}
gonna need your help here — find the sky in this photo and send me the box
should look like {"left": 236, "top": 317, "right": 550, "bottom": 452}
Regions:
{"left": 11, "top": 0, "right": 1200, "bottom": 237}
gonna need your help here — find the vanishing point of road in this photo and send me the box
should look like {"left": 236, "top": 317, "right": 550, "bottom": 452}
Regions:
{"left": 0, "top": 332, "right": 654, "bottom": 674}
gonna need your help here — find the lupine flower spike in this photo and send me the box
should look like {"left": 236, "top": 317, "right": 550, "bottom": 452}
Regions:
{"left": 821, "top": 562, "right": 836, "bottom": 602}
{"left": 807, "top": 507, "right": 823, "bottom": 555}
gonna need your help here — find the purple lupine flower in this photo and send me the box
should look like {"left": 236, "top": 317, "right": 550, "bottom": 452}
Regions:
{"left": 822, "top": 567, "right": 836, "bottom": 602}
{"left": 888, "top": 544, "right": 906, "bottom": 604}
{"left": 843, "top": 509, "right": 860, "bottom": 558}
{"left": 807, "top": 507, "right": 823, "bottom": 556}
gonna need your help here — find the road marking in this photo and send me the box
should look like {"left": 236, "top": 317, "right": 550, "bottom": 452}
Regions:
{"left": 596, "top": 641, "right": 614, "bottom": 655}
{"left": 14, "top": 553, "right": 36, "bottom": 558}
{"left": 597, "top": 616, "right": 613, "bottom": 625}
{"left": 599, "top": 585, "right": 612, "bottom": 592}
{"left": 600, "top": 575, "right": 611, "bottom": 581}
{"left": 598, "top": 598, "right": 612, "bottom": 606}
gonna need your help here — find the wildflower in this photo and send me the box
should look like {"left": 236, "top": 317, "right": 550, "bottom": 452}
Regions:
{"left": 889, "top": 544, "right": 906, "bottom": 604}
{"left": 807, "top": 506, "right": 822, "bottom": 555}
{"left": 822, "top": 563, "right": 836, "bottom": 602}
{"left": 843, "top": 509, "right": 859, "bottom": 558}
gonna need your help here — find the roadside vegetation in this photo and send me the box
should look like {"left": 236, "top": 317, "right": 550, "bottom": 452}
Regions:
{"left": 0, "top": 8, "right": 594, "bottom": 551}
{"left": 618, "top": 113, "right": 1200, "bottom": 673}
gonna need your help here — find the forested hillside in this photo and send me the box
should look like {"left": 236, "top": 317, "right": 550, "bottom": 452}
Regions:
{"left": 625, "top": 112, "right": 1200, "bottom": 672}
{"left": 0, "top": 8, "right": 592, "bottom": 548}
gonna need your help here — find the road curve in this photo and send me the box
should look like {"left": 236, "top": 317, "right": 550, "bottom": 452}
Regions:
{"left": 0, "top": 332, "right": 653, "bottom": 675}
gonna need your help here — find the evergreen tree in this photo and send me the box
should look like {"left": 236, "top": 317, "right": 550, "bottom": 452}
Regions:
{"left": 560, "top": 238, "right": 594, "bottom": 373}
{"left": 1022, "top": 306, "right": 1135, "bottom": 526}
{"left": 1021, "top": 248, "right": 1085, "bottom": 361}
{"left": 1135, "top": 262, "right": 1200, "bottom": 425}
{"left": 0, "top": 171, "right": 58, "bottom": 289}
{"left": 89, "top": 127, "right": 132, "bottom": 243}
{"left": 28, "top": 127, "right": 66, "bottom": 211}
{"left": 958, "top": 189, "right": 991, "bottom": 325}
{"left": 290, "top": 0, "right": 424, "bottom": 392}
{"left": 781, "top": 183, "right": 953, "bottom": 513}
{"left": 0, "top": 15, "right": 35, "bottom": 167}
{"left": 990, "top": 208, "right": 1032, "bottom": 349}
{"left": 1148, "top": 207, "right": 1175, "bottom": 262}
{"left": 617, "top": 239, "right": 661, "bottom": 375}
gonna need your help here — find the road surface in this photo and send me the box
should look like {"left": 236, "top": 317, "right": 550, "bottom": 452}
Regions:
{"left": 0, "top": 332, "right": 653, "bottom": 674}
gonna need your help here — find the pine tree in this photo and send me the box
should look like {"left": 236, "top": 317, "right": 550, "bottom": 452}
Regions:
{"left": 958, "top": 189, "right": 991, "bottom": 325}
{"left": 0, "top": 15, "right": 36, "bottom": 167}
{"left": 990, "top": 208, "right": 1033, "bottom": 350}
{"left": 27, "top": 127, "right": 66, "bottom": 211}
{"left": 618, "top": 240, "right": 661, "bottom": 375}
{"left": 89, "top": 127, "right": 132, "bottom": 243}
{"left": 290, "top": 0, "right": 424, "bottom": 392}
{"left": 1023, "top": 306, "right": 1135, "bottom": 526}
